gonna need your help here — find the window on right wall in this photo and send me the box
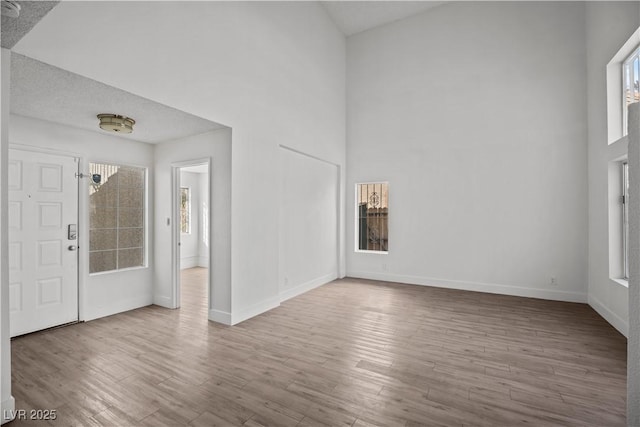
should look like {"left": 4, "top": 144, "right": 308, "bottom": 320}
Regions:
{"left": 623, "top": 46, "right": 640, "bottom": 136}
{"left": 356, "top": 182, "right": 389, "bottom": 253}
{"left": 606, "top": 27, "right": 640, "bottom": 144}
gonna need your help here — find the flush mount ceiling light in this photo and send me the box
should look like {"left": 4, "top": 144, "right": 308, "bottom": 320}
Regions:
{"left": 97, "top": 114, "right": 135, "bottom": 134}
{"left": 1, "top": 0, "right": 21, "bottom": 18}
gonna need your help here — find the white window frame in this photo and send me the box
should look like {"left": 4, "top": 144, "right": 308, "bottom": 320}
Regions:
{"left": 606, "top": 27, "right": 640, "bottom": 144}
{"left": 622, "top": 46, "right": 640, "bottom": 137}
{"left": 88, "top": 162, "right": 148, "bottom": 275}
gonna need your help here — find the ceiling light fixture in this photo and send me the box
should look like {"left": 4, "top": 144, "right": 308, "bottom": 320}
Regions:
{"left": 97, "top": 114, "right": 135, "bottom": 134}
{"left": 1, "top": 0, "right": 21, "bottom": 18}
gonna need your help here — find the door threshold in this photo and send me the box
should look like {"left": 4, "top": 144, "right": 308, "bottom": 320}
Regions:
{"left": 11, "top": 320, "right": 83, "bottom": 340}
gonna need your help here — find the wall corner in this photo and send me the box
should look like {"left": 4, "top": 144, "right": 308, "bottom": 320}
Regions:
{"left": 627, "top": 102, "right": 640, "bottom": 426}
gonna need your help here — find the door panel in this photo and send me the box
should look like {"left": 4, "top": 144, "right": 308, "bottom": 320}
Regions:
{"left": 9, "top": 149, "right": 79, "bottom": 337}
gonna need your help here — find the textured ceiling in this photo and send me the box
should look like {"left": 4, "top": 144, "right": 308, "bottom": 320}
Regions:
{"left": 10, "top": 53, "right": 226, "bottom": 144}
{"left": 1, "top": 1, "right": 59, "bottom": 49}
{"left": 321, "top": 1, "right": 447, "bottom": 36}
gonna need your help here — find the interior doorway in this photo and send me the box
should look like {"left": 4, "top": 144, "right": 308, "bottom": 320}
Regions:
{"left": 174, "top": 161, "right": 210, "bottom": 317}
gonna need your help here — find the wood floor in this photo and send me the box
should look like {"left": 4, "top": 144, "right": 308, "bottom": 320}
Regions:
{"left": 10, "top": 270, "right": 626, "bottom": 426}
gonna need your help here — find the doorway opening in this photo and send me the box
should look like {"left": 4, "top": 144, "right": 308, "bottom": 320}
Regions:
{"left": 174, "top": 161, "right": 211, "bottom": 319}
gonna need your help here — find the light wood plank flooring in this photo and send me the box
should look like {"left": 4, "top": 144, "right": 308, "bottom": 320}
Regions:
{"left": 10, "top": 272, "right": 626, "bottom": 426}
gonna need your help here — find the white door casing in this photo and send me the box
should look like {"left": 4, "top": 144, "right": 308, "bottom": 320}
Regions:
{"left": 8, "top": 149, "right": 79, "bottom": 337}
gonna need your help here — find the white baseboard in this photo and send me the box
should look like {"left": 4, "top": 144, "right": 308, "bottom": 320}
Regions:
{"left": 180, "top": 256, "right": 199, "bottom": 270}
{"left": 347, "top": 271, "right": 588, "bottom": 303}
{"left": 209, "top": 309, "right": 232, "bottom": 325}
{"left": 215, "top": 272, "right": 335, "bottom": 326}
{"left": 83, "top": 296, "right": 153, "bottom": 321}
{"left": 153, "top": 295, "right": 173, "bottom": 309}
{"left": 280, "top": 273, "right": 337, "bottom": 302}
{"left": 181, "top": 256, "right": 208, "bottom": 269}
{"left": 589, "top": 295, "right": 629, "bottom": 337}
{"left": 1, "top": 396, "right": 15, "bottom": 424}
{"left": 231, "top": 296, "right": 280, "bottom": 325}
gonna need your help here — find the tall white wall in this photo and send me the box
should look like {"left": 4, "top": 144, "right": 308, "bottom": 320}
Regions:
{"left": 179, "top": 171, "right": 202, "bottom": 269}
{"left": 9, "top": 114, "right": 155, "bottom": 321}
{"left": 585, "top": 2, "right": 640, "bottom": 337}
{"left": 278, "top": 148, "right": 339, "bottom": 301}
{"left": 347, "top": 2, "right": 588, "bottom": 302}
{"left": 154, "top": 129, "right": 232, "bottom": 323}
{"left": 13, "top": 2, "right": 347, "bottom": 323}
{"left": 1, "top": 48, "right": 15, "bottom": 425}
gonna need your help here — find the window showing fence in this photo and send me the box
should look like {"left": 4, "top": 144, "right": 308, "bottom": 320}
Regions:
{"left": 356, "top": 182, "right": 389, "bottom": 252}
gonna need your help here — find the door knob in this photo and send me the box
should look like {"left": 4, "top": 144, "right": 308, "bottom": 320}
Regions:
{"left": 68, "top": 245, "right": 77, "bottom": 251}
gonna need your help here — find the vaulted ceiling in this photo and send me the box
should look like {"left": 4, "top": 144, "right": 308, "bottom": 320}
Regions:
{"left": 321, "top": 1, "right": 447, "bottom": 36}
{"left": 2, "top": 0, "right": 447, "bottom": 142}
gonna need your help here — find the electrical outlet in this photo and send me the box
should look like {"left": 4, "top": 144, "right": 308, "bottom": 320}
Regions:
{"left": 382, "top": 263, "right": 388, "bottom": 271}
{"left": 550, "top": 276, "right": 557, "bottom": 286}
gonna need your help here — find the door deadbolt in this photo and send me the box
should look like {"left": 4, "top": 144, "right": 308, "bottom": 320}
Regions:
{"left": 68, "top": 224, "right": 77, "bottom": 240}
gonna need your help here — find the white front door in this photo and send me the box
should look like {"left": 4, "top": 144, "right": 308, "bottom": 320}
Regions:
{"left": 8, "top": 149, "right": 79, "bottom": 337}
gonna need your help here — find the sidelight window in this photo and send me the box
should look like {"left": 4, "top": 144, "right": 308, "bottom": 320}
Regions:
{"left": 89, "top": 163, "right": 146, "bottom": 273}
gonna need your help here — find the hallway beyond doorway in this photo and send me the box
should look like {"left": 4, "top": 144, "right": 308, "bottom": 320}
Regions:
{"left": 180, "top": 267, "right": 208, "bottom": 322}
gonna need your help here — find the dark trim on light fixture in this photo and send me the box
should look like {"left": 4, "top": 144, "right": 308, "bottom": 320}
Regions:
{"left": 97, "top": 114, "right": 135, "bottom": 134}
{"left": 1, "top": 0, "right": 21, "bottom": 18}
